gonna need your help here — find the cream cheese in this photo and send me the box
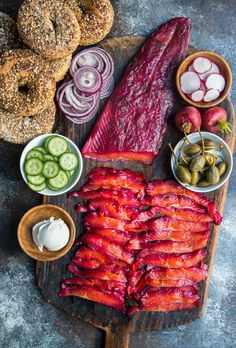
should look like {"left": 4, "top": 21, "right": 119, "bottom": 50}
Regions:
{"left": 32, "top": 217, "right": 70, "bottom": 252}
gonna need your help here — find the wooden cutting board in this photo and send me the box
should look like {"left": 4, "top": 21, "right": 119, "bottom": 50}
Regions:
{"left": 36, "top": 36, "right": 235, "bottom": 348}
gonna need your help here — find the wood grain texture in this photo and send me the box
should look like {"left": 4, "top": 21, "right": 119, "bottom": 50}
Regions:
{"left": 36, "top": 37, "right": 235, "bottom": 347}
{"left": 17, "top": 204, "right": 76, "bottom": 261}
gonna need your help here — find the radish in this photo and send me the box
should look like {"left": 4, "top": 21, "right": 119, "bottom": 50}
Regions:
{"left": 205, "top": 73, "right": 225, "bottom": 92}
{"left": 203, "top": 89, "right": 220, "bottom": 102}
{"left": 202, "top": 106, "right": 231, "bottom": 134}
{"left": 190, "top": 90, "right": 205, "bottom": 102}
{"left": 193, "top": 57, "right": 212, "bottom": 74}
{"left": 175, "top": 106, "right": 202, "bottom": 134}
{"left": 198, "top": 62, "right": 220, "bottom": 81}
{"left": 180, "top": 71, "right": 201, "bottom": 94}
{"left": 188, "top": 64, "right": 195, "bottom": 72}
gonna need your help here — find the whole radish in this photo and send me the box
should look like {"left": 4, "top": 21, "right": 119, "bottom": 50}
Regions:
{"left": 175, "top": 106, "right": 202, "bottom": 134}
{"left": 202, "top": 107, "right": 231, "bottom": 134}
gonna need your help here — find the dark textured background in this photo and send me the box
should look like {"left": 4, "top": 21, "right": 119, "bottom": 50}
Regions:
{"left": 0, "top": 1, "right": 235, "bottom": 347}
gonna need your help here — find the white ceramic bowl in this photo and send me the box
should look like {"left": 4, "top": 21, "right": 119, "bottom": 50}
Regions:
{"left": 20, "top": 134, "right": 83, "bottom": 196}
{"left": 171, "top": 132, "right": 233, "bottom": 193}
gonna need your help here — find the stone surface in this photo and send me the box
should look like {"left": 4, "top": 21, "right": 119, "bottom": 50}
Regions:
{"left": 0, "top": 1, "right": 235, "bottom": 347}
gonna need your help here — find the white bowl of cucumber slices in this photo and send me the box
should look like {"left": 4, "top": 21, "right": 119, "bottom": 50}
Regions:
{"left": 20, "top": 134, "right": 83, "bottom": 196}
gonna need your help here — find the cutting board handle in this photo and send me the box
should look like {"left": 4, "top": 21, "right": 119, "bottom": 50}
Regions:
{"left": 104, "top": 327, "right": 129, "bottom": 348}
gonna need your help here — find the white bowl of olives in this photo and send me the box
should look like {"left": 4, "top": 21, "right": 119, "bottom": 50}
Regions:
{"left": 170, "top": 131, "right": 233, "bottom": 192}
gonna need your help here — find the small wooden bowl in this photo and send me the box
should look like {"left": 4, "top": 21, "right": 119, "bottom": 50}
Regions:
{"left": 17, "top": 204, "right": 76, "bottom": 261}
{"left": 176, "top": 51, "right": 232, "bottom": 108}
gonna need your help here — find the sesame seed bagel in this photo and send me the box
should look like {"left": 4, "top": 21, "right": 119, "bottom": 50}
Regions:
{"left": 66, "top": 0, "right": 114, "bottom": 46}
{"left": 0, "top": 101, "right": 56, "bottom": 144}
{"left": 50, "top": 54, "right": 72, "bottom": 81}
{"left": 0, "top": 12, "right": 21, "bottom": 53}
{"left": 0, "top": 53, "right": 56, "bottom": 116}
{"left": 0, "top": 49, "right": 71, "bottom": 82}
{"left": 17, "top": 0, "right": 81, "bottom": 60}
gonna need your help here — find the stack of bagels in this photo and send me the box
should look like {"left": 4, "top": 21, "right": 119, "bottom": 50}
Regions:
{"left": 0, "top": 0, "right": 114, "bottom": 144}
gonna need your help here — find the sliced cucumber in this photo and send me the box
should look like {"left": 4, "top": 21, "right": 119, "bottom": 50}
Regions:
{"left": 44, "top": 154, "right": 54, "bottom": 162}
{"left": 25, "top": 149, "right": 43, "bottom": 161}
{"left": 28, "top": 181, "right": 46, "bottom": 192}
{"left": 59, "top": 153, "right": 78, "bottom": 171}
{"left": 33, "top": 146, "right": 47, "bottom": 154}
{"left": 48, "top": 170, "right": 69, "bottom": 189}
{"left": 43, "top": 161, "right": 60, "bottom": 179}
{"left": 54, "top": 156, "right": 59, "bottom": 162}
{"left": 44, "top": 136, "right": 54, "bottom": 152}
{"left": 24, "top": 158, "right": 43, "bottom": 176}
{"left": 69, "top": 169, "right": 75, "bottom": 177}
{"left": 48, "top": 136, "right": 68, "bottom": 157}
{"left": 46, "top": 181, "right": 59, "bottom": 191}
{"left": 27, "top": 174, "right": 45, "bottom": 185}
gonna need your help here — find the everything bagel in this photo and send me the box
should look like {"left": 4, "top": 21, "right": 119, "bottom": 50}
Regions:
{"left": 0, "top": 54, "right": 55, "bottom": 116}
{"left": 0, "top": 12, "right": 20, "bottom": 53}
{"left": 66, "top": 0, "right": 114, "bottom": 46}
{"left": 17, "top": 0, "right": 81, "bottom": 60}
{"left": 0, "top": 49, "right": 71, "bottom": 82}
{"left": 0, "top": 102, "right": 56, "bottom": 144}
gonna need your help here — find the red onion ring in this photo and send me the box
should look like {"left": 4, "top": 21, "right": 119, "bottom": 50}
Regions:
{"left": 100, "top": 76, "right": 114, "bottom": 99}
{"left": 73, "top": 67, "right": 102, "bottom": 95}
{"left": 70, "top": 49, "right": 104, "bottom": 76}
{"left": 58, "top": 83, "right": 98, "bottom": 118}
{"left": 66, "top": 101, "right": 99, "bottom": 124}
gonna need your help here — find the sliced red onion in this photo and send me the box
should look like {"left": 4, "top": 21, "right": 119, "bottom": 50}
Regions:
{"left": 58, "top": 83, "right": 99, "bottom": 118}
{"left": 70, "top": 49, "right": 104, "bottom": 76}
{"left": 66, "top": 101, "right": 99, "bottom": 124}
{"left": 74, "top": 67, "right": 102, "bottom": 95}
{"left": 70, "top": 47, "right": 114, "bottom": 82}
{"left": 100, "top": 76, "right": 114, "bottom": 99}
{"left": 92, "top": 47, "right": 114, "bottom": 82}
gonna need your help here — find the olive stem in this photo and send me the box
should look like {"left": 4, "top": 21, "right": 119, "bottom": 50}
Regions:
{"left": 168, "top": 143, "right": 178, "bottom": 167}
{"left": 184, "top": 133, "right": 192, "bottom": 144}
{"left": 199, "top": 128, "right": 205, "bottom": 155}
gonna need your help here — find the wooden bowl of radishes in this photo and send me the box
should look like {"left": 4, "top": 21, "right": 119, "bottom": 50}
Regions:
{"left": 176, "top": 51, "right": 232, "bottom": 108}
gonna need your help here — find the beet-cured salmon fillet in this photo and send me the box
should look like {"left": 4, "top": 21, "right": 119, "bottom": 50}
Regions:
{"left": 67, "top": 265, "right": 128, "bottom": 283}
{"left": 129, "top": 237, "right": 208, "bottom": 255}
{"left": 147, "top": 180, "right": 222, "bottom": 224}
{"left": 61, "top": 277, "right": 126, "bottom": 293}
{"left": 128, "top": 301, "right": 199, "bottom": 315}
{"left": 87, "top": 167, "right": 146, "bottom": 182}
{"left": 69, "top": 188, "right": 142, "bottom": 207}
{"left": 146, "top": 265, "right": 208, "bottom": 283}
{"left": 146, "top": 278, "right": 197, "bottom": 288}
{"left": 126, "top": 230, "right": 210, "bottom": 248}
{"left": 133, "top": 249, "right": 207, "bottom": 270}
{"left": 82, "top": 233, "right": 134, "bottom": 264}
{"left": 76, "top": 198, "right": 138, "bottom": 220}
{"left": 147, "top": 216, "right": 210, "bottom": 232}
{"left": 144, "top": 194, "right": 206, "bottom": 212}
{"left": 59, "top": 285, "right": 126, "bottom": 312}
{"left": 82, "top": 18, "right": 191, "bottom": 164}
{"left": 134, "top": 206, "right": 213, "bottom": 223}
{"left": 85, "top": 227, "right": 130, "bottom": 245}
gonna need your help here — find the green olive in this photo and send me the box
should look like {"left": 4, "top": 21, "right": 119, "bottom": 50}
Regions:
{"left": 217, "top": 161, "right": 227, "bottom": 176}
{"left": 184, "top": 144, "right": 201, "bottom": 155}
{"left": 190, "top": 155, "right": 206, "bottom": 171}
{"left": 197, "top": 139, "right": 215, "bottom": 146}
{"left": 190, "top": 171, "right": 201, "bottom": 185}
{"left": 206, "top": 166, "right": 220, "bottom": 184}
{"left": 177, "top": 165, "right": 191, "bottom": 183}
{"left": 204, "top": 153, "right": 216, "bottom": 167}
{"left": 178, "top": 155, "right": 192, "bottom": 166}
{"left": 197, "top": 180, "right": 212, "bottom": 187}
